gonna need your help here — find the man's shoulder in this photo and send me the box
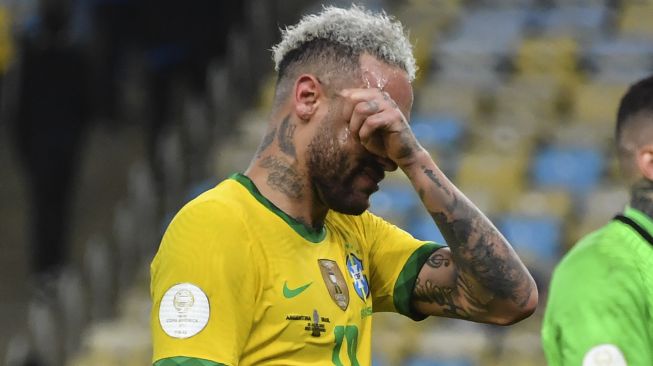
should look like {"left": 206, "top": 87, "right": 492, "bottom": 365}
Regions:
{"left": 567, "top": 220, "right": 636, "bottom": 258}
{"left": 180, "top": 178, "right": 253, "bottom": 217}
{"left": 552, "top": 219, "right": 642, "bottom": 284}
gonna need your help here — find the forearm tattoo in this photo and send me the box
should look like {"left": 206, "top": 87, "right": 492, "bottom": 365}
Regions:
{"left": 413, "top": 265, "right": 488, "bottom": 318}
{"left": 413, "top": 277, "right": 468, "bottom": 318}
{"left": 418, "top": 166, "right": 531, "bottom": 310}
{"left": 426, "top": 253, "right": 450, "bottom": 268}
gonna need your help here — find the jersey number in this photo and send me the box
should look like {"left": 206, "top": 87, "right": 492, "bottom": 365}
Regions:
{"left": 332, "top": 325, "right": 359, "bottom": 366}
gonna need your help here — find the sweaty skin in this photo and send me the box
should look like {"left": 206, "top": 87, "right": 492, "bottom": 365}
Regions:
{"left": 337, "top": 54, "right": 537, "bottom": 324}
{"left": 248, "top": 52, "right": 537, "bottom": 325}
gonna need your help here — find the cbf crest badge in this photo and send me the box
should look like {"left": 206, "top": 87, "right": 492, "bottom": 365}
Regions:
{"left": 346, "top": 254, "right": 370, "bottom": 301}
{"left": 318, "top": 259, "right": 349, "bottom": 311}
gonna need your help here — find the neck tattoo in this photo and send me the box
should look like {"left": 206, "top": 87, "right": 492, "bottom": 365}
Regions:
{"left": 630, "top": 179, "right": 653, "bottom": 218}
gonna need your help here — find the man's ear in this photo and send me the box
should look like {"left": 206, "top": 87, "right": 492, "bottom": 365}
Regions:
{"left": 636, "top": 144, "right": 653, "bottom": 181}
{"left": 294, "top": 74, "right": 322, "bottom": 121}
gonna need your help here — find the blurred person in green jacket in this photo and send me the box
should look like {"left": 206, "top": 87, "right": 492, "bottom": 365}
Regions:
{"left": 542, "top": 75, "right": 653, "bottom": 366}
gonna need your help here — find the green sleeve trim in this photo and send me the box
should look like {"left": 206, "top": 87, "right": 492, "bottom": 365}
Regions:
{"left": 393, "top": 242, "right": 445, "bottom": 321}
{"left": 230, "top": 173, "right": 327, "bottom": 243}
{"left": 154, "top": 356, "right": 227, "bottom": 366}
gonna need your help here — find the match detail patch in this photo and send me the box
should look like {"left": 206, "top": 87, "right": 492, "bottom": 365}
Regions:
{"left": 159, "top": 283, "right": 210, "bottom": 339}
{"left": 582, "top": 344, "right": 627, "bottom": 366}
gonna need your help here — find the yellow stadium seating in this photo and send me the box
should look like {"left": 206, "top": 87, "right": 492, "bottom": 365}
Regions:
{"left": 619, "top": 2, "right": 653, "bottom": 38}
{"left": 515, "top": 36, "right": 579, "bottom": 84}
{"left": 571, "top": 81, "right": 629, "bottom": 126}
{"left": 509, "top": 189, "right": 573, "bottom": 218}
{"left": 416, "top": 82, "right": 481, "bottom": 119}
{"left": 455, "top": 152, "right": 528, "bottom": 213}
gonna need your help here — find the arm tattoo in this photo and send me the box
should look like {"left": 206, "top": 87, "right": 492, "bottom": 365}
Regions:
{"left": 256, "top": 126, "right": 277, "bottom": 157}
{"left": 278, "top": 115, "right": 297, "bottom": 157}
{"left": 421, "top": 166, "right": 531, "bottom": 309}
{"left": 415, "top": 252, "right": 490, "bottom": 319}
{"left": 396, "top": 128, "right": 420, "bottom": 160}
{"left": 413, "top": 277, "right": 469, "bottom": 318}
{"left": 260, "top": 156, "right": 304, "bottom": 199}
{"left": 424, "top": 168, "right": 452, "bottom": 198}
{"left": 426, "top": 253, "right": 450, "bottom": 268}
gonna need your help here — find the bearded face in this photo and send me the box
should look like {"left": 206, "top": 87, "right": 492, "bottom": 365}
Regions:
{"left": 306, "top": 102, "right": 385, "bottom": 215}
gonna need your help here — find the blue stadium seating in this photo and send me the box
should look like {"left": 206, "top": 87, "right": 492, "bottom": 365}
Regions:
{"left": 497, "top": 214, "right": 562, "bottom": 262}
{"left": 531, "top": 145, "right": 604, "bottom": 197}
{"left": 411, "top": 114, "right": 466, "bottom": 152}
{"left": 407, "top": 213, "right": 447, "bottom": 244}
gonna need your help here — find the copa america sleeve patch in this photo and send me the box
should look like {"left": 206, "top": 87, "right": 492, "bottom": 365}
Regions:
{"left": 159, "top": 283, "right": 210, "bottom": 338}
{"left": 583, "top": 344, "right": 627, "bottom": 366}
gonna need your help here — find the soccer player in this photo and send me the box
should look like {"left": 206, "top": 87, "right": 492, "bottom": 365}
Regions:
{"left": 150, "top": 6, "right": 538, "bottom": 365}
{"left": 542, "top": 76, "right": 653, "bottom": 365}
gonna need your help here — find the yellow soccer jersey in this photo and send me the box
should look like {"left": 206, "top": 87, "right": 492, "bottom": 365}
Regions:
{"left": 151, "top": 173, "right": 442, "bottom": 366}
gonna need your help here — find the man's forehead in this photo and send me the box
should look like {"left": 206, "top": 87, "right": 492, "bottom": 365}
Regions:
{"left": 358, "top": 54, "right": 414, "bottom": 112}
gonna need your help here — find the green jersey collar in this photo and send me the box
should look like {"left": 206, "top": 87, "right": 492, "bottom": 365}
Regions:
{"left": 623, "top": 206, "right": 653, "bottom": 237}
{"left": 230, "top": 173, "right": 327, "bottom": 243}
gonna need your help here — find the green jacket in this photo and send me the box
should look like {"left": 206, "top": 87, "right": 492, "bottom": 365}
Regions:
{"left": 542, "top": 207, "right": 653, "bottom": 365}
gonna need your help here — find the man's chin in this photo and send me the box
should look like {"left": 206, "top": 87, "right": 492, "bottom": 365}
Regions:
{"left": 327, "top": 193, "right": 371, "bottom": 216}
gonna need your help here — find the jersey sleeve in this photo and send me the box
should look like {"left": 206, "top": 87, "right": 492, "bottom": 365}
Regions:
{"left": 150, "top": 199, "right": 259, "bottom": 366}
{"left": 363, "top": 212, "right": 445, "bottom": 320}
{"left": 541, "top": 238, "right": 651, "bottom": 366}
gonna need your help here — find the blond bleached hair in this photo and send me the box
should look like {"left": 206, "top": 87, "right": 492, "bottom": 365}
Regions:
{"left": 271, "top": 5, "right": 416, "bottom": 82}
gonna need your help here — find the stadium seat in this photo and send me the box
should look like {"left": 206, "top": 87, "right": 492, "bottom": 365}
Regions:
{"left": 619, "top": 2, "right": 653, "bottom": 39}
{"left": 525, "top": 5, "right": 607, "bottom": 40}
{"left": 433, "top": 9, "right": 527, "bottom": 84}
{"left": 493, "top": 77, "right": 565, "bottom": 121}
{"left": 497, "top": 214, "right": 562, "bottom": 263}
{"left": 530, "top": 145, "right": 605, "bottom": 198}
{"left": 571, "top": 81, "right": 629, "bottom": 126}
{"left": 410, "top": 114, "right": 466, "bottom": 153}
{"left": 515, "top": 36, "right": 579, "bottom": 84}
{"left": 549, "top": 120, "right": 613, "bottom": 150}
{"left": 456, "top": 152, "right": 528, "bottom": 213}
{"left": 370, "top": 183, "right": 420, "bottom": 226}
{"left": 584, "top": 39, "right": 653, "bottom": 83}
{"left": 509, "top": 188, "right": 573, "bottom": 218}
{"left": 407, "top": 213, "right": 446, "bottom": 244}
{"left": 448, "top": 9, "right": 527, "bottom": 47}
{"left": 396, "top": 0, "right": 462, "bottom": 86}
{"left": 466, "top": 119, "right": 536, "bottom": 157}
{"left": 415, "top": 82, "right": 480, "bottom": 119}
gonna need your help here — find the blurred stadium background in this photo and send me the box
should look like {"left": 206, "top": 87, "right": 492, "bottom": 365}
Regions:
{"left": 1, "top": 0, "right": 651, "bottom": 365}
